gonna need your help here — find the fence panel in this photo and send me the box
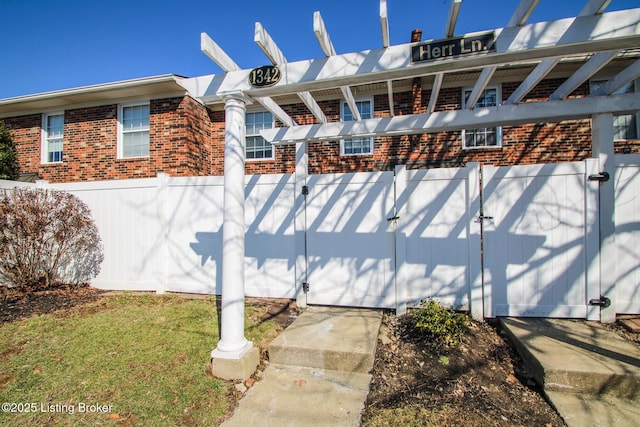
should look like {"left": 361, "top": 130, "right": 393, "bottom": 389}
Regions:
{"left": 53, "top": 178, "right": 163, "bottom": 291}
{"left": 614, "top": 155, "right": 640, "bottom": 314}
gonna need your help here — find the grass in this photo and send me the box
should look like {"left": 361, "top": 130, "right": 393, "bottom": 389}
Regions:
{"left": 0, "top": 293, "right": 282, "bottom": 426}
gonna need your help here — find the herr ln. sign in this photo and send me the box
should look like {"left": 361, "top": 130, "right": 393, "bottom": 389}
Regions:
{"left": 411, "top": 31, "right": 496, "bottom": 63}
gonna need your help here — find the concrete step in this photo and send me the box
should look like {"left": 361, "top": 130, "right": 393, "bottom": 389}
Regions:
{"left": 546, "top": 391, "right": 640, "bottom": 427}
{"left": 500, "top": 318, "right": 640, "bottom": 399}
{"left": 268, "top": 306, "right": 382, "bottom": 374}
{"left": 221, "top": 364, "right": 371, "bottom": 427}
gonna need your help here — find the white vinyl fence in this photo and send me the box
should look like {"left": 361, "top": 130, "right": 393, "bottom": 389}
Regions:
{"left": 1, "top": 155, "right": 639, "bottom": 319}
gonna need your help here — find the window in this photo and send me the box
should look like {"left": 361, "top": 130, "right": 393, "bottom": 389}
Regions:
{"left": 246, "top": 111, "right": 274, "bottom": 160}
{"left": 119, "top": 103, "right": 150, "bottom": 158}
{"left": 341, "top": 98, "right": 374, "bottom": 155}
{"left": 42, "top": 113, "right": 64, "bottom": 163}
{"left": 590, "top": 80, "right": 638, "bottom": 141}
{"left": 462, "top": 86, "right": 502, "bottom": 149}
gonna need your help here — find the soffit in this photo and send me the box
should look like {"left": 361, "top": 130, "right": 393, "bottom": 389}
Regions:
{"left": 0, "top": 75, "right": 188, "bottom": 118}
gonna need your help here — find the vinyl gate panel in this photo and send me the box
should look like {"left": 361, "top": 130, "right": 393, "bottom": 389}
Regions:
{"left": 614, "top": 155, "right": 640, "bottom": 313}
{"left": 482, "top": 162, "right": 596, "bottom": 318}
{"left": 395, "top": 166, "right": 473, "bottom": 310}
{"left": 305, "top": 172, "right": 396, "bottom": 308}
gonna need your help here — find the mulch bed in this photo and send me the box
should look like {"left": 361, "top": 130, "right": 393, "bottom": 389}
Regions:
{"left": 0, "top": 284, "right": 106, "bottom": 324}
{"left": 362, "top": 312, "right": 567, "bottom": 426}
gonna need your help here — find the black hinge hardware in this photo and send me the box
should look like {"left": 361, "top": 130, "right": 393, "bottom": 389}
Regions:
{"left": 588, "top": 172, "right": 610, "bottom": 182}
{"left": 386, "top": 215, "right": 400, "bottom": 222}
{"left": 588, "top": 296, "right": 611, "bottom": 308}
{"left": 301, "top": 185, "right": 309, "bottom": 196}
{"left": 302, "top": 282, "right": 310, "bottom": 293}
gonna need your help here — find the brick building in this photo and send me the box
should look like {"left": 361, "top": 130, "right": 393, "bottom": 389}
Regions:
{"left": 1, "top": 62, "right": 638, "bottom": 184}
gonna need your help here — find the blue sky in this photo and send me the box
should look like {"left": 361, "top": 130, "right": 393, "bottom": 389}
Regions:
{"left": 1, "top": 0, "right": 638, "bottom": 99}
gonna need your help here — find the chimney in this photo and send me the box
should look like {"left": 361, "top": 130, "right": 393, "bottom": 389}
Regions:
{"left": 411, "top": 29, "right": 422, "bottom": 43}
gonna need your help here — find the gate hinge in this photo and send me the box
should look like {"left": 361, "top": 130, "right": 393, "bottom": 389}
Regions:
{"left": 302, "top": 282, "right": 310, "bottom": 293}
{"left": 588, "top": 296, "right": 611, "bottom": 308}
{"left": 588, "top": 172, "right": 610, "bottom": 182}
{"left": 301, "top": 185, "right": 309, "bottom": 196}
{"left": 386, "top": 215, "right": 400, "bottom": 222}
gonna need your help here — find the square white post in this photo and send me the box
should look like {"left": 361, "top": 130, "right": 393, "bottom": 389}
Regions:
{"left": 592, "top": 113, "right": 616, "bottom": 323}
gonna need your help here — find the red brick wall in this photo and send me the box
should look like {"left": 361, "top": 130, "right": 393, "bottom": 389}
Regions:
{"left": 5, "top": 96, "right": 216, "bottom": 183}
{"left": 5, "top": 78, "right": 638, "bottom": 182}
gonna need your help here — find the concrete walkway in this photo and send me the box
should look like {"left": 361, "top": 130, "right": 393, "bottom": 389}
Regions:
{"left": 221, "top": 306, "right": 382, "bottom": 427}
{"left": 501, "top": 318, "right": 640, "bottom": 427}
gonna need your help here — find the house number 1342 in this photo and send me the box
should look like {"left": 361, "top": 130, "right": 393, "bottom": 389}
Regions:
{"left": 248, "top": 65, "right": 281, "bottom": 87}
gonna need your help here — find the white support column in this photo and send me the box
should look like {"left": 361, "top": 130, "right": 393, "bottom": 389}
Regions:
{"left": 212, "top": 94, "right": 255, "bottom": 371}
{"left": 592, "top": 113, "right": 616, "bottom": 323}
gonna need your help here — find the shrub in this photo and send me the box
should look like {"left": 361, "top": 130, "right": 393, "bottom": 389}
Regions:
{"left": 413, "top": 298, "right": 469, "bottom": 346}
{"left": 0, "top": 121, "right": 19, "bottom": 180}
{"left": 0, "top": 188, "right": 104, "bottom": 290}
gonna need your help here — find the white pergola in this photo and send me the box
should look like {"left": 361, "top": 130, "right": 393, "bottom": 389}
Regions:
{"left": 201, "top": 0, "right": 640, "bottom": 374}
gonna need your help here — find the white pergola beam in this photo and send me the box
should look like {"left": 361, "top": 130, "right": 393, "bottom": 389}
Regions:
{"left": 579, "top": 0, "right": 611, "bottom": 16}
{"left": 340, "top": 87, "right": 362, "bottom": 121}
{"left": 380, "top": 0, "right": 390, "bottom": 48}
{"left": 507, "top": 0, "right": 540, "bottom": 27}
{"left": 254, "top": 22, "right": 327, "bottom": 124}
{"left": 201, "top": 32, "right": 241, "bottom": 72}
{"left": 313, "top": 11, "right": 337, "bottom": 56}
{"left": 445, "top": 0, "right": 463, "bottom": 38}
{"left": 204, "top": 9, "right": 640, "bottom": 101}
{"left": 387, "top": 80, "right": 395, "bottom": 116}
{"left": 590, "top": 58, "right": 640, "bottom": 96}
{"left": 506, "top": 58, "right": 560, "bottom": 104}
{"left": 255, "top": 96, "right": 297, "bottom": 127}
{"left": 505, "top": 0, "right": 614, "bottom": 105}
{"left": 427, "top": 74, "right": 444, "bottom": 113}
{"left": 313, "top": 10, "right": 361, "bottom": 121}
{"left": 465, "top": 66, "right": 497, "bottom": 108}
{"left": 254, "top": 22, "right": 287, "bottom": 65}
{"left": 549, "top": 50, "right": 619, "bottom": 100}
{"left": 261, "top": 92, "right": 640, "bottom": 144}
{"left": 298, "top": 91, "right": 328, "bottom": 123}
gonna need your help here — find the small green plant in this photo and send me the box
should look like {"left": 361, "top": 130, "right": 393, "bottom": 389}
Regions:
{"left": 413, "top": 298, "right": 469, "bottom": 346}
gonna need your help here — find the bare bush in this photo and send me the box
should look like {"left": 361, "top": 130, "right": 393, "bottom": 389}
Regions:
{"left": 0, "top": 188, "right": 104, "bottom": 290}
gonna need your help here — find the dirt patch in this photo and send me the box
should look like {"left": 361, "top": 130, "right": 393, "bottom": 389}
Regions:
{"left": 0, "top": 284, "right": 106, "bottom": 324}
{"left": 362, "top": 312, "right": 566, "bottom": 427}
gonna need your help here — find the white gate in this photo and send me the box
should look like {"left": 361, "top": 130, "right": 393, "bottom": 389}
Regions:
{"left": 395, "top": 164, "right": 479, "bottom": 313}
{"left": 614, "top": 155, "right": 640, "bottom": 314}
{"left": 481, "top": 161, "right": 600, "bottom": 318}
{"left": 305, "top": 172, "right": 396, "bottom": 308}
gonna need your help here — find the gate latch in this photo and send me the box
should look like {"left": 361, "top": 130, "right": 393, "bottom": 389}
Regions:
{"left": 386, "top": 215, "right": 400, "bottom": 222}
{"left": 302, "top": 282, "right": 310, "bottom": 293}
{"left": 588, "top": 296, "right": 611, "bottom": 308}
{"left": 588, "top": 172, "right": 610, "bottom": 182}
{"left": 475, "top": 215, "right": 494, "bottom": 223}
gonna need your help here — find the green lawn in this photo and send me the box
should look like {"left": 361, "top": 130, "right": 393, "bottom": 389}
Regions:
{"left": 0, "top": 294, "right": 281, "bottom": 426}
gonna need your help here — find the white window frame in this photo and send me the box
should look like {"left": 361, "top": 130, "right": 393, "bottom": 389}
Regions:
{"left": 590, "top": 79, "right": 639, "bottom": 141}
{"left": 340, "top": 97, "right": 374, "bottom": 156}
{"left": 245, "top": 110, "right": 275, "bottom": 161}
{"left": 462, "top": 86, "right": 502, "bottom": 149}
{"left": 117, "top": 101, "right": 150, "bottom": 159}
{"left": 41, "top": 112, "right": 64, "bottom": 164}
